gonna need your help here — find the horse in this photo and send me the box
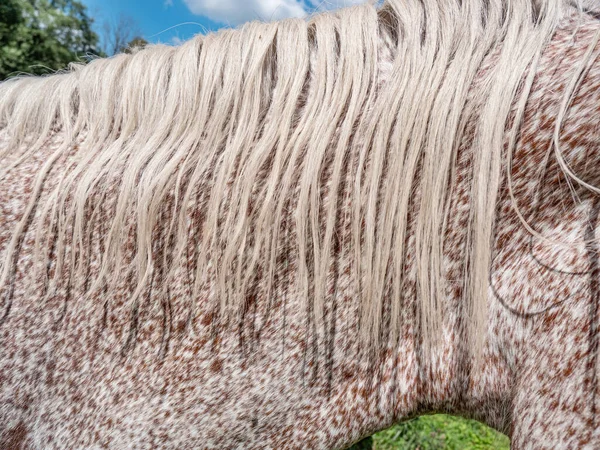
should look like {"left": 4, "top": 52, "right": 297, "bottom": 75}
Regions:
{"left": 1, "top": 0, "right": 600, "bottom": 448}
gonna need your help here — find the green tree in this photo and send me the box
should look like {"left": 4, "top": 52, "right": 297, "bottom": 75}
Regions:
{"left": 0, "top": 0, "right": 103, "bottom": 80}
{"left": 123, "top": 37, "right": 148, "bottom": 54}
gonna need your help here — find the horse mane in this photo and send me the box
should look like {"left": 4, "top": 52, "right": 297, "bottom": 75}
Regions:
{"left": 0, "top": 0, "right": 598, "bottom": 356}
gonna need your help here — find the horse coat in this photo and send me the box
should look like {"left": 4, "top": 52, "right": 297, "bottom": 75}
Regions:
{"left": 2, "top": 0, "right": 600, "bottom": 448}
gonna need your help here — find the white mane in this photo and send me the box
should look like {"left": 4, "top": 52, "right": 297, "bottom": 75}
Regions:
{"left": 0, "top": 0, "right": 598, "bottom": 355}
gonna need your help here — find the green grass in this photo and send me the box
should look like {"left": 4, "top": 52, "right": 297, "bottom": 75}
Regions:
{"left": 349, "top": 414, "right": 510, "bottom": 450}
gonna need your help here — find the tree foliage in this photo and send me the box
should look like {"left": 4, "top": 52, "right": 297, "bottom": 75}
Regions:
{"left": 123, "top": 37, "right": 149, "bottom": 54}
{"left": 0, "top": 0, "right": 103, "bottom": 80}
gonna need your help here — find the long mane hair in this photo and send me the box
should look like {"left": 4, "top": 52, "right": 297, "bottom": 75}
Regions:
{"left": 1, "top": 0, "right": 598, "bottom": 355}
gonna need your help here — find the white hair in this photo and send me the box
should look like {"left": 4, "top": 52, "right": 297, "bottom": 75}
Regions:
{"left": 0, "top": 0, "right": 598, "bottom": 355}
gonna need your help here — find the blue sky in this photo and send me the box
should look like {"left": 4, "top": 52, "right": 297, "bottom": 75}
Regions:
{"left": 82, "top": 0, "right": 369, "bottom": 48}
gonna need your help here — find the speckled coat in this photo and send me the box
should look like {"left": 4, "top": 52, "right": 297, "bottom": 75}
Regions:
{"left": 2, "top": 8, "right": 600, "bottom": 450}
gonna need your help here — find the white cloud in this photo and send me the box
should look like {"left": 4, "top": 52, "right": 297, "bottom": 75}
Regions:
{"left": 305, "top": 0, "right": 368, "bottom": 12}
{"left": 164, "top": 0, "right": 174, "bottom": 7}
{"left": 182, "top": 0, "right": 307, "bottom": 26}
{"left": 182, "top": 0, "right": 370, "bottom": 26}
